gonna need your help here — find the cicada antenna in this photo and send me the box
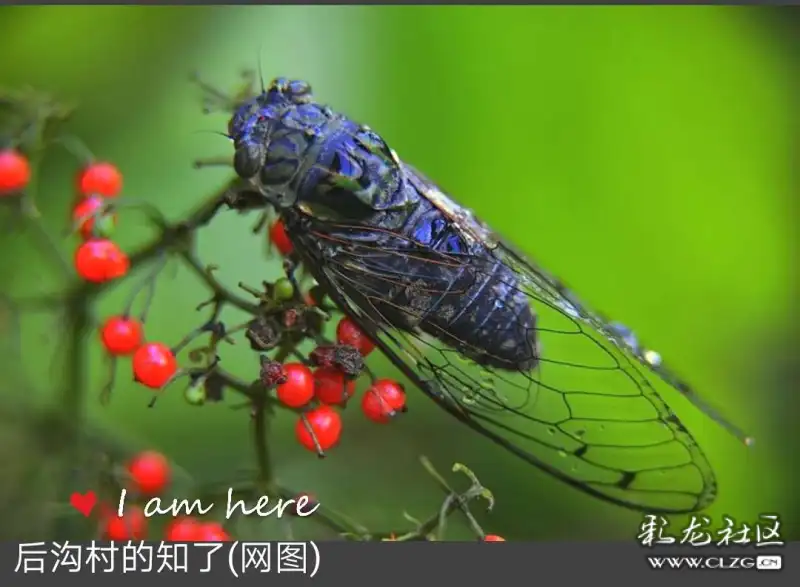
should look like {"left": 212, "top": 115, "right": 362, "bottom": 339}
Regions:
{"left": 256, "top": 42, "right": 267, "bottom": 93}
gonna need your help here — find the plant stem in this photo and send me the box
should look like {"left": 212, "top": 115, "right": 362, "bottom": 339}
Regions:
{"left": 251, "top": 392, "right": 275, "bottom": 496}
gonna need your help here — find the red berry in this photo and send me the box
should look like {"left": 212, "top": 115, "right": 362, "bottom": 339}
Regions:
{"left": 74, "top": 239, "right": 129, "bottom": 283}
{"left": 276, "top": 363, "right": 314, "bottom": 408}
{"left": 195, "top": 522, "right": 231, "bottom": 542}
{"left": 100, "top": 316, "right": 143, "bottom": 356}
{"left": 73, "top": 195, "right": 117, "bottom": 239}
{"left": 296, "top": 406, "right": 342, "bottom": 453}
{"left": 361, "top": 379, "right": 406, "bottom": 423}
{"left": 77, "top": 161, "right": 123, "bottom": 197}
{"left": 0, "top": 149, "right": 31, "bottom": 193}
{"left": 313, "top": 367, "right": 355, "bottom": 405}
{"left": 127, "top": 450, "right": 171, "bottom": 496}
{"left": 132, "top": 343, "right": 178, "bottom": 389}
{"left": 102, "top": 505, "right": 147, "bottom": 540}
{"left": 164, "top": 517, "right": 203, "bottom": 541}
{"left": 336, "top": 317, "right": 375, "bottom": 356}
{"left": 269, "top": 219, "right": 293, "bottom": 256}
{"left": 483, "top": 534, "right": 506, "bottom": 542}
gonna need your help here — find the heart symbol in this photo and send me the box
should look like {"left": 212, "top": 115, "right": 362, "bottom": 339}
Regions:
{"left": 70, "top": 491, "right": 97, "bottom": 517}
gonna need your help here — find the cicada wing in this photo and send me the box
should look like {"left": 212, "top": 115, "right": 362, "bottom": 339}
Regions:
{"left": 296, "top": 214, "right": 721, "bottom": 514}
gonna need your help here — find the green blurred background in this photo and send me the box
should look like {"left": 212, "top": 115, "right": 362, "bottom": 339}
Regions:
{"left": 0, "top": 6, "right": 796, "bottom": 541}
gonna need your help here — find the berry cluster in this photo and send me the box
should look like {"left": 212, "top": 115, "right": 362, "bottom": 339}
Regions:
{"left": 104, "top": 313, "right": 408, "bottom": 455}
{"left": 279, "top": 316, "right": 407, "bottom": 454}
{"left": 100, "top": 450, "right": 232, "bottom": 541}
{"left": 1, "top": 147, "right": 128, "bottom": 283}
{"left": 71, "top": 161, "right": 127, "bottom": 282}
{"left": 95, "top": 210, "right": 408, "bottom": 457}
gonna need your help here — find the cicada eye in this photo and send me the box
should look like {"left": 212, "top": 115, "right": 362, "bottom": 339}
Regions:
{"left": 233, "top": 143, "right": 265, "bottom": 179}
{"left": 288, "top": 80, "right": 311, "bottom": 97}
{"left": 268, "top": 77, "right": 290, "bottom": 93}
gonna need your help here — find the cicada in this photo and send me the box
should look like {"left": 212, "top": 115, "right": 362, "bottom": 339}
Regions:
{"left": 222, "top": 76, "right": 751, "bottom": 513}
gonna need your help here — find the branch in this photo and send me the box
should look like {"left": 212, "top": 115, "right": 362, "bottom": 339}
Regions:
{"left": 0, "top": 82, "right": 504, "bottom": 543}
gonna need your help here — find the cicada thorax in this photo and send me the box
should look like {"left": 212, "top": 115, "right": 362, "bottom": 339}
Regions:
{"left": 292, "top": 143, "right": 540, "bottom": 373}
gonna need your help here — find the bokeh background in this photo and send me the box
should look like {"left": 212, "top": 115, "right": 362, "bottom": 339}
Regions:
{"left": 0, "top": 5, "right": 796, "bottom": 541}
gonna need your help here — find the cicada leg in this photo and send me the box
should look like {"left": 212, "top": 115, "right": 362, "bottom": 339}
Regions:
{"left": 281, "top": 257, "right": 305, "bottom": 303}
{"left": 221, "top": 182, "right": 272, "bottom": 215}
{"left": 193, "top": 155, "right": 232, "bottom": 170}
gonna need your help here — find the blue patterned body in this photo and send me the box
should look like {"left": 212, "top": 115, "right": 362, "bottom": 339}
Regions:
{"left": 229, "top": 78, "right": 538, "bottom": 371}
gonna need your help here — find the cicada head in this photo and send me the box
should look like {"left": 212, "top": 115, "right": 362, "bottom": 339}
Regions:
{"left": 227, "top": 93, "right": 283, "bottom": 179}
{"left": 229, "top": 78, "right": 313, "bottom": 139}
{"left": 228, "top": 77, "right": 323, "bottom": 206}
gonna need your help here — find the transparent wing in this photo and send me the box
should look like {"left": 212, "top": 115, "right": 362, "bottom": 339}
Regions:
{"left": 291, "top": 188, "right": 746, "bottom": 514}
